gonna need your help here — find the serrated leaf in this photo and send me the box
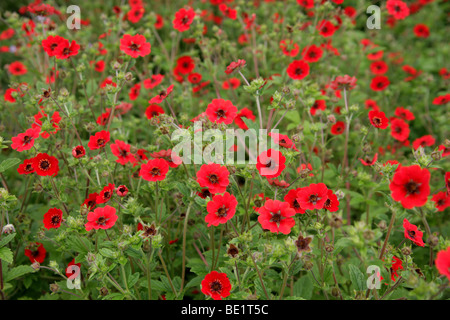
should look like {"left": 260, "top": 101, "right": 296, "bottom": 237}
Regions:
{"left": 0, "top": 158, "right": 21, "bottom": 173}
{"left": 0, "top": 233, "right": 16, "bottom": 247}
{"left": 348, "top": 264, "right": 366, "bottom": 292}
{"left": 4, "top": 265, "right": 34, "bottom": 282}
{"left": 293, "top": 276, "right": 313, "bottom": 299}
{"left": 0, "top": 247, "right": 13, "bottom": 263}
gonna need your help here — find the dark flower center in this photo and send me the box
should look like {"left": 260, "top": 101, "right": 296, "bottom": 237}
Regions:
{"left": 309, "top": 194, "right": 320, "bottom": 205}
{"left": 129, "top": 43, "right": 139, "bottom": 51}
{"left": 405, "top": 181, "right": 420, "bottom": 195}
{"left": 151, "top": 167, "right": 161, "bottom": 176}
{"left": 51, "top": 215, "right": 61, "bottom": 225}
{"left": 373, "top": 117, "right": 381, "bottom": 125}
{"left": 217, "top": 206, "right": 228, "bottom": 217}
{"left": 39, "top": 159, "right": 51, "bottom": 171}
{"left": 97, "top": 139, "right": 106, "bottom": 147}
{"left": 210, "top": 280, "right": 222, "bottom": 293}
{"left": 216, "top": 109, "right": 226, "bottom": 118}
{"left": 270, "top": 212, "right": 282, "bottom": 223}
{"left": 293, "top": 199, "right": 300, "bottom": 209}
{"left": 209, "top": 174, "right": 218, "bottom": 184}
{"left": 97, "top": 216, "right": 108, "bottom": 225}
{"left": 407, "top": 230, "right": 416, "bottom": 238}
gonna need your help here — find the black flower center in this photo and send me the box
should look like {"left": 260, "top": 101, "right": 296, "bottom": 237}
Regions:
{"left": 210, "top": 280, "right": 222, "bottom": 293}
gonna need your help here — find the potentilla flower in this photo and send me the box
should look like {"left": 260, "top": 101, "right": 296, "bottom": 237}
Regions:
{"left": 370, "top": 61, "right": 388, "bottom": 75}
{"left": 287, "top": 59, "right": 310, "bottom": 80}
{"left": 446, "top": 172, "right": 450, "bottom": 195}
{"left": 188, "top": 73, "right": 202, "bottom": 84}
{"left": 176, "top": 56, "right": 195, "bottom": 74}
{"left": 17, "top": 158, "right": 35, "bottom": 175}
{"left": 386, "top": 0, "right": 410, "bottom": 20}
{"left": 390, "top": 165, "right": 430, "bottom": 209}
{"left": 143, "top": 74, "right": 164, "bottom": 89}
{"left": 72, "top": 145, "right": 86, "bottom": 158}
{"left": 219, "top": 4, "right": 237, "bottom": 19}
{"left": 370, "top": 75, "right": 390, "bottom": 91}
{"left": 323, "top": 189, "right": 340, "bottom": 212}
{"left": 145, "top": 104, "right": 165, "bottom": 120}
{"left": 149, "top": 149, "right": 182, "bottom": 168}
{"left": 65, "top": 258, "right": 81, "bottom": 278}
{"left": 412, "top": 135, "right": 435, "bottom": 150}
{"left": 295, "top": 233, "right": 313, "bottom": 256}
{"left": 43, "top": 208, "right": 63, "bottom": 230}
{"left": 279, "top": 39, "right": 300, "bottom": 57}
{"left": 55, "top": 39, "right": 80, "bottom": 59}
{"left": 173, "top": 7, "right": 195, "bottom": 32}
{"left": 403, "top": 218, "right": 425, "bottom": 247}
{"left": 85, "top": 205, "right": 118, "bottom": 231}
{"left": 390, "top": 118, "right": 410, "bottom": 142}
{"left": 42, "top": 35, "right": 66, "bottom": 57}
{"left": 222, "top": 78, "right": 240, "bottom": 90}
{"left": 11, "top": 128, "right": 40, "bottom": 152}
{"left": 197, "top": 188, "right": 215, "bottom": 199}
{"left": 256, "top": 149, "right": 286, "bottom": 178}
{"left": 32, "top": 153, "right": 59, "bottom": 177}
{"left": 116, "top": 185, "right": 129, "bottom": 197}
{"left": 201, "top": 271, "right": 232, "bottom": 300}
{"left": 225, "top": 59, "right": 246, "bottom": 74}
{"left": 302, "top": 44, "right": 323, "bottom": 63}
{"left": 93, "top": 60, "right": 105, "bottom": 72}
{"left": 96, "top": 183, "right": 115, "bottom": 204}
{"left": 296, "top": 183, "right": 329, "bottom": 210}
{"left": 257, "top": 199, "right": 296, "bottom": 234}
{"left": 310, "top": 99, "right": 326, "bottom": 115}
{"left": 149, "top": 84, "right": 174, "bottom": 104}
{"left": 110, "top": 140, "right": 136, "bottom": 165}
{"left": 129, "top": 83, "right": 140, "bottom": 100}
{"left": 435, "top": 246, "right": 450, "bottom": 281}
{"left": 127, "top": 5, "right": 144, "bottom": 23}
{"left": 413, "top": 24, "right": 429, "bottom": 38}
{"left": 268, "top": 132, "right": 298, "bottom": 151}
{"left": 402, "top": 65, "right": 422, "bottom": 81}
{"left": 369, "top": 110, "right": 389, "bottom": 129}
{"left": 196, "top": 163, "right": 230, "bottom": 194}
{"left": 329, "top": 75, "right": 357, "bottom": 91}
{"left": 83, "top": 192, "right": 98, "bottom": 211}
{"left": 88, "top": 130, "right": 110, "bottom": 150}
{"left": 431, "top": 192, "right": 450, "bottom": 212}
{"left": 234, "top": 107, "right": 256, "bottom": 130}
{"left": 206, "top": 98, "right": 238, "bottom": 125}
{"left": 331, "top": 121, "right": 345, "bottom": 135}
{"left": 390, "top": 256, "right": 404, "bottom": 281}
{"left": 317, "top": 20, "right": 336, "bottom": 37}
{"left": 120, "top": 34, "right": 151, "bottom": 58}
{"left": 25, "top": 242, "right": 46, "bottom": 264}
{"left": 395, "top": 107, "right": 415, "bottom": 121}
{"left": 359, "top": 153, "right": 378, "bottom": 166}
{"left": 9, "top": 61, "right": 27, "bottom": 75}
{"left": 205, "top": 192, "right": 238, "bottom": 227}
{"left": 284, "top": 188, "right": 306, "bottom": 214}
{"left": 432, "top": 94, "right": 450, "bottom": 105}
{"left": 32, "top": 110, "right": 61, "bottom": 139}
{"left": 139, "top": 158, "right": 170, "bottom": 181}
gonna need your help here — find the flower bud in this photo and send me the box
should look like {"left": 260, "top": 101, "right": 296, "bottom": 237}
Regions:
{"left": 2, "top": 224, "right": 15, "bottom": 234}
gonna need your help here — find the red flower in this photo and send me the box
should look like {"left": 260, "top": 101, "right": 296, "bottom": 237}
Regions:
{"left": 225, "top": 59, "right": 246, "bottom": 74}
{"left": 206, "top": 99, "right": 238, "bottom": 125}
{"left": 390, "top": 165, "right": 430, "bottom": 209}
{"left": 413, "top": 24, "right": 429, "bottom": 38}
{"left": 302, "top": 44, "right": 323, "bottom": 63}
{"left": 201, "top": 271, "right": 231, "bottom": 300}
{"left": 395, "top": 107, "right": 415, "bottom": 121}
{"left": 55, "top": 39, "right": 80, "bottom": 59}
{"left": 139, "top": 159, "right": 170, "bottom": 182}
{"left": 435, "top": 246, "right": 450, "bottom": 281}
{"left": 32, "top": 153, "right": 59, "bottom": 177}
{"left": 412, "top": 135, "right": 435, "bottom": 150}
{"left": 296, "top": 183, "right": 329, "bottom": 210}
{"left": 149, "top": 84, "right": 174, "bottom": 104}
{"left": 129, "top": 83, "right": 141, "bottom": 100}
{"left": 17, "top": 158, "right": 35, "bottom": 175}
{"left": 257, "top": 199, "right": 296, "bottom": 234}
{"left": 222, "top": 78, "right": 240, "bottom": 90}
{"left": 370, "top": 75, "right": 390, "bottom": 91}
{"left": 11, "top": 128, "right": 40, "bottom": 152}
{"left": 145, "top": 104, "right": 165, "bottom": 120}
{"left": 205, "top": 192, "right": 238, "bottom": 227}
{"left": 25, "top": 242, "right": 46, "bottom": 264}
{"left": 323, "top": 189, "right": 340, "bottom": 212}
{"left": 439, "top": 145, "right": 450, "bottom": 158}
{"left": 155, "top": 14, "right": 164, "bottom": 29}
{"left": 359, "top": 153, "right": 378, "bottom": 166}
{"left": 120, "top": 34, "right": 151, "bottom": 58}
{"left": 143, "top": 74, "right": 164, "bottom": 89}
{"left": 329, "top": 75, "right": 357, "bottom": 91}
{"left": 234, "top": 107, "right": 256, "bottom": 130}
{"left": 331, "top": 121, "right": 345, "bottom": 135}
{"left": 32, "top": 110, "right": 61, "bottom": 139}
{"left": 431, "top": 192, "right": 450, "bottom": 212}
{"left": 386, "top": 0, "right": 410, "bottom": 20}
{"left": 42, "top": 35, "right": 66, "bottom": 57}
{"left": 83, "top": 192, "right": 98, "bottom": 211}
{"left": 85, "top": 205, "right": 118, "bottom": 231}
{"left": 390, "top": 256, "right": 404, "bottom": 281}
{"left": 43, "top": 208, "right": 63, "bottom": 230}
{"left": 116, "top": 185, "right": 129, "bottom": 197}
{"left": 390, "top": 118, "right": 410, "bottom": 142}
{"left": 369, "top": 110, "right": 389, "bottom": 129}
{"left": 310, "top": 100, "right": 326, "bottom": 115}
{"left": 94, "top": 60, "right": 105, "bottom": 72}
{"left": 279, "top": 39, "right": 300, "bottom": 57}
{"left": 317, "top": 20, "right": 336, "bottom": 37}
{"left": 176, "top": 56, "right": 195, "bottom": 74}
{"left": 127, "top": 5, "right": 144, "bottom": 23}
{"left": 88, "top": 130, "right": 110, "bottom": 150}
{"left": 72, "top": 145, "right": 86, "bottom": 158}
{"left": 432, "top": 94, "right": 450, "bottom": 105}
{"left": 370, "top": 61, "right": 388, "bottom": 75}
{"left": 149, "top": 149, "right": 182, "bottom": 168}
{"left": 173, "top": 7, "right": 195, "bottom": 32}
{"left": 110, "top": 140, "right": 136, "bottom": 165}
{"left": 268, "top": 132, "right": 298, "bottom": 151}
{"left": 188, "top": 73, "right": 202, "bottom": 84}
{"left": 287, "top": 60, "right": 310, "bottom": 80}
{"left": 96, "top": 183, "right": 115, "bottom": 204}
{"left": 66, "top": 258, "right": 81, "bottom": 278}
{"left": 402, "top": 65, "right": 422, "bottom": 82}
{"left": 284, "top": 188, "right": 306, "bottom": 214}
{"left": 256, "top": 149, "right": 286, "bottom": 178}
{"left": 196, "top": 163, "right": 230, "bottom": 194}
{"left": 403, "top": 218, "right": 425, "bottom": 247}
{"left": 9, "top": 61, "right": 27, "bottom": 75}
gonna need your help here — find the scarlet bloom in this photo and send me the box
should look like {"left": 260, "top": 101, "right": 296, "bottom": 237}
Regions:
{"left": 287, "top": 60, "right": 310, "bottom": 80}
{"left": 257, "top": 199, "right": 296, "bottom": 234}
{"left": 256, "top": 149, "right": 286, "bottom": 178}
{"left": 145, "top": 104, "right": 165, "bottom": 120}
{"left": 310, "top": 100, "right": 326, "bottom": 115}
{"left": 173, "top": 7, "right": 195, "bottom": 32}
{"left": 329, "top": 75, "right": 357, "bottom": 91}
{"left": 196, "top": 163, "right": 230, "bottom": 194}
{"left": 55, "top": 39, "right": 80, "bottom": 59}
{"left": 302, "top": 44, "right": 323, "bottom": 63}
{"left": 432, "top": 94, "right": 450, "bottom": 105}
{"left": 176, "top": 56, "right": 195, "bottom": 74}
{"left": 403, "top": 218, "right": 425, "bottom": 247}
{"left": 234, "top": 107, "right": 256, "bottom": 130}
{"left": 395, "top": 107, "right": 415, "bottom": 121}
{"left": 205, "top": 192, "right": 238, "bottom": 227}
{"left": 11, "top": 128, "right": 40, "bottom": 152}
{"left": 435, "top": 246, "right": 450, "bottom": 281}
{"left": 323, "top": 189, "right": 339, "bottom": 212}
{"left": 359, "top": 153, "right": 378, "bottom": 166}
{"left": 431, "top": 192, "right": 450, "bottom": 212}
{"left": 284, "top": 188, "right": 306, "bottom": 214}
{"left": 43, "top": 208, "right": 63, "bottom": 230}
{"left": 370, "top": 76, "right": 390, "bottom": 91}
{"left": 317, "top": 20, "right": 336, "bottom": 37}
{"left": 72, "top": 145, "right": 86, "bottom": 158}
{"left": 386, "top": 0, "right": 410, "bottom": 20}
{"left": 32, "top": 153, "right": 59, "bottom": 177}
{"left": 279, "top": 39, "right": 300, "bottom": 57}
{"left": 206, "top": 99, "right": 238, "bottom": 125}
{"left": 143, "top": 74, "right": 164, "bottom": 89}
{"left": 269, "top": 132, "right": 298, "bottom": 151}
{"left": 110, "top": 140, "right": 136, "bottom": 165}
{"left": 24, "top": 242, "right": 46, "bottom": 264}
{"left": 85, "top": 205, "right": 118, "bottom": 231}
{"left": 412, "top": 135, "right": 435, "bottom": 150}
{"left": 93, "top": 60, "right": 105, "bottom": 72}
{"left": 88, "top": 130, "right": 110, "bottom": 150}
{"left": 149, "top": 84, "right": 174, "bottom": 104}
{"left": 402, "top": 65, "right": 422, "bottom": 82}
{"left": 42, "top": 35, "right": 65, "bottom": 57}
{"left": 17, "top": 158, "right": 35, "bottom": 175}
{"left": 390, "top": 118, "right": 410, "bottom": 142}
{"left": 116, "top": 185, "right": 129, "bottom": 197}
{"left": 139, "top": 159, "right": 170, "bottom": 182}
{"left": 296, "top": 183, "right": 329, "bottom": 211}
{"left": 149, "top": 149, "right": 182, "bottom": 168}
{"left": 83, "top": 192, "right": 98, "bottom": 211}
{"left": 120, "top": 34, "right": 151, "bottom": 58}
{"left": 222, "top": 78, "right": 240, "bottom": 90}
{"left": 32, "top": 110, "right": 61, "bottom": 139}
{"left": 390, "top": 256, "right": 404, "bottom": 281}
{"left": 96, "top": 183, "right": 115, "bottom": 204}
{"left": 390, "top": 165, "right": 430, "bottom": 209}
{"left": 331, "top": 121, "right": 345, "bottom": 135}
{"left": 413, "top": 24, "right": 429, "bottom": 38}
{"left": 369, "top": 110, "right": 389, "bottom": 129}
{"left": 66, "top": 258, "right": 81, "bottom": 278}
{"left": 225, "top": 59, "right": 246, "bottom": 74}
{"left": 9, "top": 61, "right": 27, "bottom": 75}
{"left": 370, "top": 61, "right": 388, "bottom": 75}
{"left": 188, "top": 73, "right": 202, "bottom": 84}
{"left": 201, "top": 271, "right": 231, "bottom": 300}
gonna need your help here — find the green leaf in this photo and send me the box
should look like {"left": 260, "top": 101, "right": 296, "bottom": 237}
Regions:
{"left": 0, "top": 158, "right": 20, "bottom": 173}
{"left": 4, "top": 265, "right": 34, "bottom": 282}
{"left": 348, "top": 264, "right": 366, "bottom": 292}
{"left": 293, "top": 276, "right": 313, "bottom": 299}
{"left": 99, "top": 248, "right": 116, "bottom": 259}
{"left": 0, "top": 247, "right": 13, "bottom": 263}
{"left": 0, "top": 233, "right": 16, "bottom": 248}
